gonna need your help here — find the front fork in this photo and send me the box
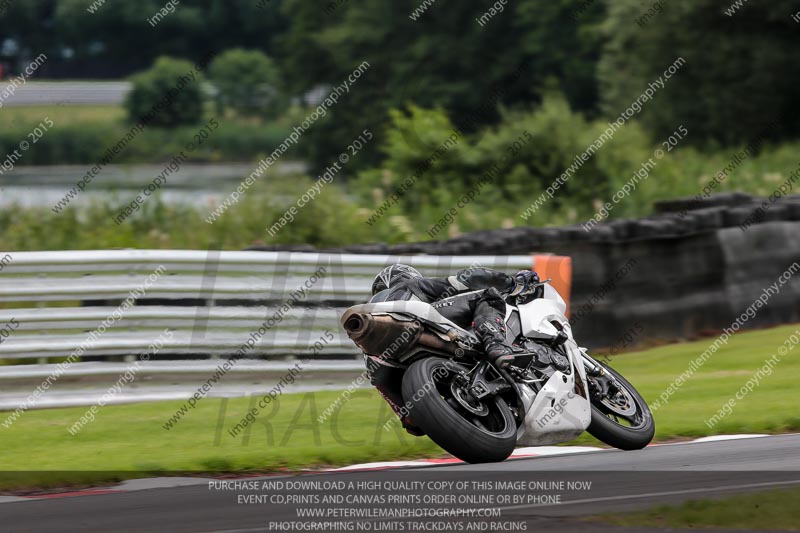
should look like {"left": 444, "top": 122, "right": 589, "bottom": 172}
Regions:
{"left": 580, "top": 349, "right": 626, "bottom": 403}
{"left": 580, "top": 349, "right": 607, "bottom": 377}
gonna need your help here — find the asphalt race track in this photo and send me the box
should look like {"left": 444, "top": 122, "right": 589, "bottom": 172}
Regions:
{"left": 3, "top": 434, "right": 799, "bottom": 533}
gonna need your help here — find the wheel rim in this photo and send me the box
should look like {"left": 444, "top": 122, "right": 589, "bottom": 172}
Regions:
{"left": 428, "top": 362, "right": 510, "bottom": 437}
{"left": 451, "top": 381, "right": 489, "bottom": 416}
{"left": 599, "top": 385, "right": 637, "bottom": 418}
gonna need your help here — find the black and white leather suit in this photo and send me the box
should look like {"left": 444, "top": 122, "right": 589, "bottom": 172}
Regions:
{"left": 370, "top": 267, "right": 514, "bottom": 329}
{"left": 366, "top": 267, "right": 516, "bottom": 431}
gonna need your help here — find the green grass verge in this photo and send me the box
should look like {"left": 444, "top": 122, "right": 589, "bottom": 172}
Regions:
{"left": 594, "top": 487, "right": 800, "bottom": 530}
{"left": 569, "top": 322, "right": 800, "bottom": 444}
{"left": 0, "top": 389, "right": 439, "bottom": 490}
{"left": 0, "top": 103, "right": 292, "bottom": 166}
{"left": 0, "top": 105, "right": 126, "bottom": 128}
{"left": 0, "top": 323, "right": 798, "bottom": 490}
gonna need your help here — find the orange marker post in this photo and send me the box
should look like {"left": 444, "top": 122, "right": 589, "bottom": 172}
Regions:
{"left": 531, "top": 254, "right": 572, "bottom": 317}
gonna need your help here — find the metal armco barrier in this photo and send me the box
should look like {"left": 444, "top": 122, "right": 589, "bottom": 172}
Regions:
{"left": 0, "top": 250, "right": 565, "bottom": 362}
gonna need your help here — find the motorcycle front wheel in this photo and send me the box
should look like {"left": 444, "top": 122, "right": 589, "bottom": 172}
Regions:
{"left": 586, "top": 362, "right": 655, "bottom": 450}
{"left": 402, "top": 357, "right": 517, "bottom": 463}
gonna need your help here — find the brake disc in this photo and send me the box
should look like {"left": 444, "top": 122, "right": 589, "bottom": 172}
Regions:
{"left": 600, "top": 385, "right": 637, "bottom": 417}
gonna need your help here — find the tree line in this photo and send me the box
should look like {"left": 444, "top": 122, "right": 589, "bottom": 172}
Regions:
{"left": 2, "top": 0, "right": 798, "bottom": 170}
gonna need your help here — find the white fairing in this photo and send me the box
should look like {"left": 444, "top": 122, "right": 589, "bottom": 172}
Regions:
{"left": 512, "top": 284, "right": 591, "bottom": 446}
{"left": 515, "top": 340, "right": 592, "bottom": 446}
{"left": 514, "top": 284, "right": 568, "bottom": 340}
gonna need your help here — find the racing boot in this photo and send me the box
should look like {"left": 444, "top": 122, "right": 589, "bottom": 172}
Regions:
{"left": 475, "top": 319, "right": 515, "bottom": 369}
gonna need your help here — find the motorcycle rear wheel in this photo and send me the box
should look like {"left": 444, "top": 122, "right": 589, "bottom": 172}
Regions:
{"left": 402, "top": 357, "right": 517, "bottom": 463}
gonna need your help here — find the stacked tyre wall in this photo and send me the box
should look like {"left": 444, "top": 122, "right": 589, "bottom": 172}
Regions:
{"left": 253, "top": 193, "right": 800, "bottom": 350}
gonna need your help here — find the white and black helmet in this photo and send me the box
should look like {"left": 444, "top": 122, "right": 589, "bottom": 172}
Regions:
{"left": 371, "top": 264, "right": 421, "bottom": 295}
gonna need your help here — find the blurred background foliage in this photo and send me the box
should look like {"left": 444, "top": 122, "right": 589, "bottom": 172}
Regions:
{"left": 0, "top": 0, "right": 799, "bottom": 250}
{"left": 125, "top": 56, "right": 205, "bottom": 127}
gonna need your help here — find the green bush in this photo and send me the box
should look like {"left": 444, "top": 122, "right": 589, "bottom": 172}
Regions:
{"left": 350, "top": 96, "right": 653, "bottom": 231}
{"left": 1, "top": 129, "right": 798, "bottom": 252}
{"left": 209, "top": 49, "right": 282, "bottom": 119}
{"left": 0, "top": 120, "right": 291, "bottom": 165}
{"left": 3, "top": 93, "right": 800, "bottom": 251}
{"left": 0, "top": 122, "right": 120, "bottom": 165}
{"left": 351, "top": 105, "right": 473, "bottom": 206}
{"left": 0, "top": 174, "right": 386, "bottom": 251}
{"left": 125, "top": 56, "right": 206, "bottom": 127}
{"left": 474, "top": 93, "right": 617, "bottom": 206}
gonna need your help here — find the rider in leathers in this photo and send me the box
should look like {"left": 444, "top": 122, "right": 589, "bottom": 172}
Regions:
{"left": 366, "top": 264, "right": 541, "bottom": 435}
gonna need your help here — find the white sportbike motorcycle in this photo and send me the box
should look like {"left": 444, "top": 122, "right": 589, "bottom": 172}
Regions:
{"left": 341, "top": 281, "right": 654, "bottom": 463}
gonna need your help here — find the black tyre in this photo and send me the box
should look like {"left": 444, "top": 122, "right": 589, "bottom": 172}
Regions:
{"left": 402, "top": 357, "right": 517, "bottom": 463}
{"left": 586, "top": 362, "right": 655, "bottom": 450}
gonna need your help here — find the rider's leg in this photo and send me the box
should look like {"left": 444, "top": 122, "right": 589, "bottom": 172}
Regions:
{"left": 472, "top": 287, "right": 515, "bottom": 368}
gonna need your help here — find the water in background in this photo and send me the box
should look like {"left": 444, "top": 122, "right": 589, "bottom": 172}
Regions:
{"left": 0, "top": 162, "right": 306, "bottom": 209}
